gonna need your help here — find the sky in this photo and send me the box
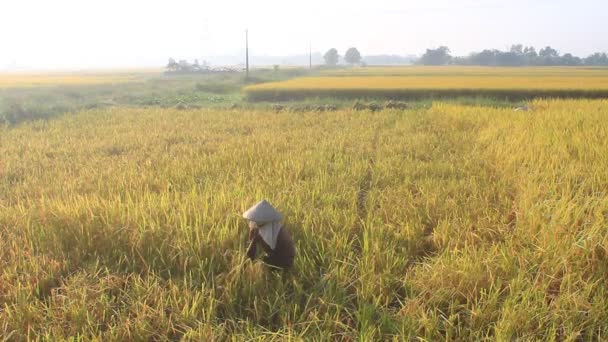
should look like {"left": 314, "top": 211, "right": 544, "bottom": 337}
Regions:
{"left": 1, "top": 0, "right": 607, "bottom": 70}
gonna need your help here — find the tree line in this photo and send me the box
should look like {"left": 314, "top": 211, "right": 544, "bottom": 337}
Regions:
{"left": 166, "top": 44, "right": 607, "bottom": 70}
{"left": 166, "top": 58, "right": 207, "bottom": 73}
{"left": 419, "top": 45, "right": 608, "bottom": 66}
{"left": 323, "top": 48, "right": 362, "bottom": 66}
{"left": 165, "top": 58, "right": 239, "bottom": 74}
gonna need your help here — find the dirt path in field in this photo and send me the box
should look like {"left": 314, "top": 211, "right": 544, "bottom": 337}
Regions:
{"left": 352, "top": 125, "right": 381, "bottom": 255}
{"left": 356, "top": 157, "right": 375, "bottom": 222}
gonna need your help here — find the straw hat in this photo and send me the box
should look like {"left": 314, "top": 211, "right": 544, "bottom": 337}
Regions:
{"left": 243, "top": 199, "right": 283, "bottom": 223}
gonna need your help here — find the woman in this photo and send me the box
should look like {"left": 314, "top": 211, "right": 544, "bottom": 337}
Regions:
{"left": 243, "top": 199, "right": 295, "bottom": 270}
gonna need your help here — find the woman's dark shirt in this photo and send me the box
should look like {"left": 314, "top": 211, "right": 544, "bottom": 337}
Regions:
{"left": 247, "top": 226, "right": 295, "bottom": 269}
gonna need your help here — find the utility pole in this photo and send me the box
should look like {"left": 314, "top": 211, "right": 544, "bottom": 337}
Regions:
{"left": 245, "top": 29, "right": 249, "bottom": 80}
{"left": 309, "top": 42, "right": 312, "bottom": 70}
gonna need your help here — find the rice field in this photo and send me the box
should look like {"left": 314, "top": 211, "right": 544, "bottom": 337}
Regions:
{"left": 321, "top": 66, "right": 608, "bottom": 77}
{"left": 0, "top": 72, "right": 140, "bottom": 89}
{"left": 244, "top": 67, "right": 608, "bottom": 101}
{"left": 1, "top": 99, "right": 607, "bottom": 339}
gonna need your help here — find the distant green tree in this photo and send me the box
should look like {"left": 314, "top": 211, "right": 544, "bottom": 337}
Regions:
{"left": 469, "top": 49, "right": 498, "bottom": 66}
{"left": 560, "top": 53, "right": 582, "bottom": 66}
{"left": 584, "top": 52, "right": 608, "bottom": 66}
{"left": 538, "top": 46, "right": 559, "bottom": 65}
{"left": 344, "top": 47, "right": 362, "bottom": 65}
{"left": 450, "top": 44, "right": 601, "bottom": 66}
{"left": 497, "top": 51, "right": 526, "bottom": 66}
{"left": 524, "top": 46, "right": 538, "bottom": 58}
{"left": 166, "top": 58, "right": 179, "bottom": 72}
{"left": 323, "top": 48, "right": 339, "bottom": 66}
{"left": 523, "top": 46, "right": 538, "bottom": 64}
{"left": 510, "top": 44, "right": 524, "bottom": 55}
{"left": 419, "top": 46, "right": 452, "bottom": 65}
{"left": 539, "top": 46, "right": 559, "bottom": 58}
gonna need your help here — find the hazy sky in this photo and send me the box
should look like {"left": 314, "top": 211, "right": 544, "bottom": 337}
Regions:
{"left": 1, "top": 0, "right": 607, "bottom": 69}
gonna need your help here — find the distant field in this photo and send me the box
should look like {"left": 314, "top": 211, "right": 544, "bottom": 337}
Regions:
{"left": 0, "top": 70, "right": 242, "bottom": 125}
{"left": 1, "top": 100, "right": 607, "bottom": 339}
{"left": 0, "top": 72, "right": 144, "bottom": 88}
{"left": 245, "top": 66, "right": 608, "bottom": 101}
{"left": 321, "top": 66, "right": 608, "bottom": 77}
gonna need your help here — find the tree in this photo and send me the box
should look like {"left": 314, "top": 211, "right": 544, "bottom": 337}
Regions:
{"left": 560, "top": 53, "right": 582, "bottom": 66}
{"left": 419, "top": 46, "right": 451, "bottom": 65}
{"left": 323, "top": 48, "right": 339, "bottom": 66}
{"left": 166, "top": 58, "right": 179, "bottom": 72}
{"left": 539, "top": 46, "right": 559, "bottom": 58}
{"left": 344, "top": 47, "right": 362, "bottom": 65}
{"left": 510, "top": 44, "right": 524, "bottom": 55}
{"left": 523, "top": 46, "right": 538, "bottom": 64}
{"left": 584, "top": 52, "right": 608, "bottom": 66}
{"left": 178, "top": 60, "right": 192, "bottom": 72}
{"left": 524, "top": 46, "right": 538, "bottom": 58}
{"left": 192, "top": 59, "right": 201, "bottom": 71}
{"left": 538, "top": 46, "right": 559, "bottom": 65}
{"left": 497, "top": 51, "right": 525, "bottom": 66}
{"left": 469, "top": 49, "right": 496, "bottom": 66}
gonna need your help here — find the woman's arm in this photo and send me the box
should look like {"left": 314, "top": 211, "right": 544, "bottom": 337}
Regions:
{"left": 246, "top": 228, "right": 258, "bottom": 260}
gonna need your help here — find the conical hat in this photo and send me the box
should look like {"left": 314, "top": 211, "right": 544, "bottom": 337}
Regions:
{"left": 243, "top": 199, "right": 283, "bottom": 223}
